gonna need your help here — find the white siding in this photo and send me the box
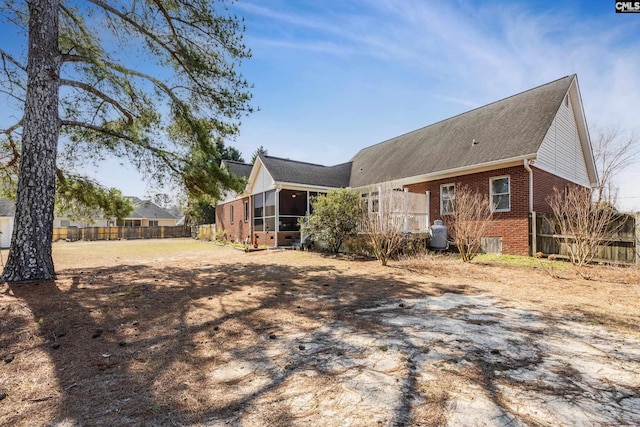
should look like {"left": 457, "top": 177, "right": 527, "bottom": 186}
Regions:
{"left": 142, "top": 219, "right": 177, "bottom": 227}
{"left": 537, "top": 94, "right": 590, "bottom": 186}
{"left": 0, "top": 217, "right": 13, "bottom": 248}
{"left": 251, "top": 163, "right": 275, "bottom": 194}
{"left": 54, "top": 218, "right": 109, "bottom": 227}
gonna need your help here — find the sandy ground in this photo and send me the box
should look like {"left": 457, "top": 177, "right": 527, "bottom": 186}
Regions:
{"left": 0, "top": 239, "right": 639, "bottom": 426}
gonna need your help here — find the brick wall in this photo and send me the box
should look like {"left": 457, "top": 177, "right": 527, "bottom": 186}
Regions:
{"left": 532, "top": 166, "right": 583, "bottom": 213}
{"left": 216, "top": 197, "right": 251, "bottom": 244}
{"left": 404, "top": 165, "right": 531, "bottom": 256}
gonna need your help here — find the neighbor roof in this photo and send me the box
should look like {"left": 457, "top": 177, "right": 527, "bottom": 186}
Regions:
{"left": 260, "top": 155, "right": 352, "bottom": 188}
{"left": 223, "top": 160, "right": 253, "bottom": 179}
{"left": 126, "top": 198, "right": 177, "bottom": 219}
{"left": 349, "top": 75, "right": 576, "bottom": 188}
{"left": 0, "top": 198, "right": 15, "bottom": 217}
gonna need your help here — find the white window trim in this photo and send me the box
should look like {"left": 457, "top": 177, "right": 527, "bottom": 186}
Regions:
{"left": 490, "top": 175, "right": 511, "bottom": 212}
{"left": 440, "top": 183, "right": 455, "bottom": 215}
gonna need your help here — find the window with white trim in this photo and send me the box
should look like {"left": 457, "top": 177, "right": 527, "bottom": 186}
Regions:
{"left": 440, "top": 183, "right": 455, "bottom": 215}
{"left": 490, "top": 176, "right": 510, "bottom": 212}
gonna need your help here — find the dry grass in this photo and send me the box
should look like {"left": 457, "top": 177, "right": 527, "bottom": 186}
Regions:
{"left": 0, "top": 239, "right": 638, "bottom": 426}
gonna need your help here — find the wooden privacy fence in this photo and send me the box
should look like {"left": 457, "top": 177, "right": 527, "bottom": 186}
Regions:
{"left": 531, "top": 212, "right": 639, "bottom": 264}
{"left": 53, "top": 226, "right": 192, "bottom": 242}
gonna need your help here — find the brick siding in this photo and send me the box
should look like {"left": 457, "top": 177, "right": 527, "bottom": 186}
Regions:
{"left": 215, "top": 197, "right": 251, "bottom": 244}
{"left": 405, "top": 166, "right": 530, "bottom": 255}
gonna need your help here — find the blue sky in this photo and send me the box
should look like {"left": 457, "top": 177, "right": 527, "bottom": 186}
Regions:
{"left": 229, "top": 0, "right": 640, "bottom": 210}
{"left": 1, "top": 1, "right": 639, "bottom": 210}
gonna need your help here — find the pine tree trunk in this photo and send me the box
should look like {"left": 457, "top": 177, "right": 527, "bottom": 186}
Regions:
{"left": 2, "top": 0, "right": 60, "bottom": 282}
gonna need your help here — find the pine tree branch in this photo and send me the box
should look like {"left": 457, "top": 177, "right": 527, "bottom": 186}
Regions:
{"left": 0, "top": 119, "right": 23, "bottom": 170}
{"left": 61, "top": 54, "right": 183, "bottom": 105}
{"left": 149, "top": 0, "right": 178, "bottom": 36}
{"left": 59, "top": 119, "right": 183, "bottom": 174}
{"left": 0, "top": 48, "right": 26, "bottom": 72}
{"left": 60, "top": 78, "right": 134, "bottom": 124}
{"left": 87, "top": 0, "right": 187, "bottom": 70}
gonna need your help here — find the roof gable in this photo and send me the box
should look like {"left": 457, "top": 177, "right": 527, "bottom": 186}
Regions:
{"left": 255, "top": 155, "right": 352, "bottom": 189}
{"left": 128, "top": 198, "right": 177, "bottom": 219}
{"left": 349, "top": 75, "right": 576, "bottom": 188}
{"left": 535, "top": 77, "right": 597, "bottom": 186}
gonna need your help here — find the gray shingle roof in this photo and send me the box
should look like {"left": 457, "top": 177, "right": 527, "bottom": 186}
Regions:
{"left": 349, "top": 75, "right": 575, "bottom": 188}
{"left": 223, "top": 160, "right": 253, "bottom": 179}
{"left": 260, "top": 155, "right": 352, "bottom": 188}
{"left": 127, "top": 198, "right": 177, "bottom": 219}
{"left": 0, "top": 198, "right": 15, "bottom": 217}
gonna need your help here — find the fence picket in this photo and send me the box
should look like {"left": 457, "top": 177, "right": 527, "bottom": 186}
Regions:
{"left": 532, "top": 212, "right": 638, "bottom": 264}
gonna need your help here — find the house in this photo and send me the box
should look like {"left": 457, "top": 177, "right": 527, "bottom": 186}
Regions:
{"left": 216, "top": 75, "right": 597, "bottom": 255}
{"left": 0, "top": 198, "right": 16, "bottom": 248}
{"left": 116, "top": 197, "right": 178, "bottom": 227}
{"left": 53, "top": 197, "right": 178, "bottom": 227}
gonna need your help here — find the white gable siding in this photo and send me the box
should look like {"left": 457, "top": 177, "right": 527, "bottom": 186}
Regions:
{"left": 0, "top": 217, "right": 13, "bottom": 248}
{"left": 251, "top": 162, "right": 275, "bottom": 194}
{"left": 536, "top": 95, "right": 590, "bottom": 186}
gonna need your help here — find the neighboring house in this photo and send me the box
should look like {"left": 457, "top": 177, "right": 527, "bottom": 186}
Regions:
{"left": 216, "top": 75, "right": 597, "bottom": 256}
{"left": 54, "top": 197, "right": 178, "bottom": 227}
{"left": 116, "top": 197, "right": 178, "bottom": 227}
{"left": 0, "top": 198, "right": 16, "bottom": 248}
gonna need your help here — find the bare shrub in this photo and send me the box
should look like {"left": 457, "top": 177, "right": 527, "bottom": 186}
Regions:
{"left": 361, "top": 186, "right": 410, "bottom": 266}
{"left": 445, "top": 184, "right": 493, "bottom": 262}
{"left": 546, "top": 186, "right": 620, "bottom": 268}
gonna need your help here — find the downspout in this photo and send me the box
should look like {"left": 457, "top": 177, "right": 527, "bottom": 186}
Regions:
{"left": 524, "top": 158, "right": 535, "bottom": 255}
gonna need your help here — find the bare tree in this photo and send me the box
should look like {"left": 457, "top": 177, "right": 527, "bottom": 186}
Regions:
{"left": 445, "top": 184, "right": 493, "bottom": 262}
{"left": 361, "top": 186, "right": 410, "bottom": 266}
{"left": 546, "top": 186, "right": 619, "bottom": 267}
{"left": 591, "top": 127, "right": 639, "bottom": 208}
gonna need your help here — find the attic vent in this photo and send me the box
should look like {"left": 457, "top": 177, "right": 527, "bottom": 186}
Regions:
{"left": 565, "top": 95, "right": 569, "bottom": 107}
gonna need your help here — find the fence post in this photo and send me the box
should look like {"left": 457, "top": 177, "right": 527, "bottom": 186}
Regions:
{"left": 634, "top": 212, "right": 640, "bottom": 265}
{"left": 531, "top": 211, "right": 537, "bottom": 256}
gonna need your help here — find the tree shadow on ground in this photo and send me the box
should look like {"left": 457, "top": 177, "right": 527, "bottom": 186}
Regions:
{"left": 2, "top": 254, "right": 639, "bottom": 426}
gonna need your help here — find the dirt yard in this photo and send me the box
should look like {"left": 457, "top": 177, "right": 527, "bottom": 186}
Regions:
{"left": 1, "top": 239, "right": 639, "bottom": 426}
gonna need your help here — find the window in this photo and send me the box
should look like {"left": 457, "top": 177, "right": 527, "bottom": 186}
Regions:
{"left": 253, "top": 193, "right": 264, "bottom": 231}
{"left": 490, "top": 176, "right": 510, "bottom": 212}
{"left": 440, "top": 184, "right": 455, "bottom": 215}
{"left": 230, "top": 205, "right": 235, "bottom": 223}
{"left": 278, "top": 190, "right": 307, "bottom": 232}
{"left": 253, "top": 190, "right": 276, "bottom": 232}
{"left": 60, "top": 220, "right": 71, "bottom": 227}
{"left": 244, "top": 200, "right": 249, "bottom": 222}
{"left": 149, "top": 220, "right": 159, "bottom": 227}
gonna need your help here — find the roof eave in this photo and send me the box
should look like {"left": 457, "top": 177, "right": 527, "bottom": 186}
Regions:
{"left": 352, "top": 155, "right": 536, "bottom": 190}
